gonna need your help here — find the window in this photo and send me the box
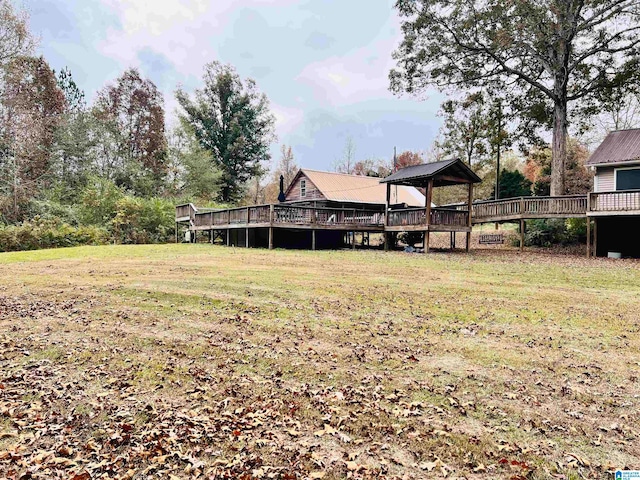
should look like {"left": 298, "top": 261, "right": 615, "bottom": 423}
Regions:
{"left": 300, "top": 179, "right": 306, "bottom": 197}
{"left": 616, "top": 167, "right": 640, "bottom": 191}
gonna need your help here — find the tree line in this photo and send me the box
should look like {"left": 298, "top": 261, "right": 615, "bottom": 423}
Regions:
{"left": 0, "top": 1, "right": 282, "bottom": 248}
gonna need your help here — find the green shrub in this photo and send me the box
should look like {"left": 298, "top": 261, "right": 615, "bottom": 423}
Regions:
{"left": 111, "top": 196, "right": 175, "bottom": 244}
{"left": 522, "top": 218, "right": 586, "bottom": 247}
{"left": 0, "top": 218, "right": 109, "bottom": 252}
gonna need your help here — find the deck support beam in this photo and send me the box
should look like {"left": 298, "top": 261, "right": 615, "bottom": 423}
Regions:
{"left": 519, "top": 219, "right": 525, "bottom": 252}
{"left": 245, "top": 228, "right": 249, "bottom": 248}
{"left": 425, "top": 178, "right": 434, "bottom": 253}
{"left": 269, "top": 204, "right": 275, "bottom": 250}
{"left": 594, "top": 218, "right": 598, "bottom": 257}
{"left": 226, "top": 229, "right": 230, "bottom": 247}
{"left": 466, "top": 182, "right": 473, "bottom": 252}
{"left": 384, "top": 183, "right": 391, "bottom": 252}
{"left": 312, "top": 230, "right": 316, "bottom": 250}
{"left": 586, "top": 218, "right": 591, "bottom": 257}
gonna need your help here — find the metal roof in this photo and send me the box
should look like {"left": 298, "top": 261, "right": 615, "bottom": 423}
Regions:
{"left": 587, "top": 128, "right": 640, "bottom": 166}
{"left": 293, "top": 169, "right": 426, "bottom": 206}
{"left": 380, "top": 158, "right": 482, "bottom": 187}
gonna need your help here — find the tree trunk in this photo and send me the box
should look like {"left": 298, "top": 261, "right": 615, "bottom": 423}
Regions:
{"left": 550, "top": 100, "right": 567, "bottom": 196}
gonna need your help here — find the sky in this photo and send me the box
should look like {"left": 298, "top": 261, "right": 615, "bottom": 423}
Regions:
{"left": 27, "top": 0, "right": 445, "bottom": 171}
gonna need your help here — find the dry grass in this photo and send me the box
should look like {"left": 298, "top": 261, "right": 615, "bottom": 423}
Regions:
{"left": 0, "top": 244, "right": 639, "bottom": 479}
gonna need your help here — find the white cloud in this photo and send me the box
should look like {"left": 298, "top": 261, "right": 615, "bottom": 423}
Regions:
{"left": 271, "top": 103, "right": 304, "bottom": 136}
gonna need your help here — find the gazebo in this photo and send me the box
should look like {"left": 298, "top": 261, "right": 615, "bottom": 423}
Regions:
{"left": 380, "top": 159, "right": 482, "bottom": 252}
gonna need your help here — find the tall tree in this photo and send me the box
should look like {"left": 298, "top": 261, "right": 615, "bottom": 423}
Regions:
{"left": 93, "top": 68, "right": 167, "bottom": 196}
{"left": 391, "top": 0, "right": 640, "bottom": 196}
{"left": 56, "top": 67, "right": 86, "bottom": 113}
{"left": 176, "top": 62, "right": 276, "bottom": 203}
{"left": 50, "top": 67, "right": 96, "bottom": 202}
{"left": 436, "top": 92, "right": 493, "bottom": 166}
{"left": 168, "top": 122, "right": 222, "bottom": 203}
{"left": 0, "top": 0, "right": 35, "bottom": 68}
{"left": 0, "top": 56, "right": 65, "bottom": 221}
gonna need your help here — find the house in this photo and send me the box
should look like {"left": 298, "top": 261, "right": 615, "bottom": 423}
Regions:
{"left": 282, "top": 168, "right": 426, "bottom": 209}
{"left": 587, "top": 128, "right": 640, "bottom": 257}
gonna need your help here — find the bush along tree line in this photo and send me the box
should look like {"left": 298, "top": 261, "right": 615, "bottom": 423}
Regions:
{"left": 0, "top": 2, "right": 277, "bottom": 251}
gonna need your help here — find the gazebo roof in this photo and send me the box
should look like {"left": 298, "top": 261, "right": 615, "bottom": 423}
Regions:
{"left": 380, "top": 158, "right": 482, "bottom": 187}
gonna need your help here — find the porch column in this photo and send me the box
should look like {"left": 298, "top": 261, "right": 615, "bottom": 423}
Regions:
{"left": 384, "top": 183, "right": 391, "bottom": 251}
{"left": 425, "top": 178, "right": 433, "bottom": 253}
{"left": 594, "top": 218, "right": 598, "bottom": 257}
{"left": 586, "top": 218, "right": 591, "bottom": 258}
{"left": 269, "top": 204, "right": 274, "bottom": 250}
{"left": 245, "top": 228, "right": 249, "bottom": 248}
{"left": 466, "top": 182, "right": 473, "bottom": 252}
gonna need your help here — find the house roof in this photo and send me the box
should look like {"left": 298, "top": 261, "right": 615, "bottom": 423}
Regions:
{"left": 587, "top": 128, "right": 640, "bottom": 166}
{"left": 380, "top": 158, "right": 482, "bottom": 187}
{"left": 287, "top": 169, "right": 426, "bottom": 206}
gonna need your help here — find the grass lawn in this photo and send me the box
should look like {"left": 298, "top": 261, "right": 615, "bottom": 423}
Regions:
{"left": 0, "top": 244, "right": 639, "bottom": 479}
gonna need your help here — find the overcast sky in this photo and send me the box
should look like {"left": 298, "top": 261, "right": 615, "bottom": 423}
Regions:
{"left": 28, "top": 0, "right": 445, "bottom": 171}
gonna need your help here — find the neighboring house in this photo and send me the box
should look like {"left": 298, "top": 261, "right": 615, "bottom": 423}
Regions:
{"left": 587, "top": 128, "right": 640, "bottom": 257}
{"left": 283, "top": 169, "right": 427, "bottom": 209}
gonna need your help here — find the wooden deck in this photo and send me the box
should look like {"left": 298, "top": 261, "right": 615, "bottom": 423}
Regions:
{"left": 177, "top": 191, "right": 640, "bottom": 251}
{"left": 178, "top": 203, "right": 470, "bottom": 232}
{"left": 471, "top": 195, "right": 588, "bottom": 223}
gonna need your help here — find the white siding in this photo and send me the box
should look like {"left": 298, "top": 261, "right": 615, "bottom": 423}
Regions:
{"left": 595, "top": 167, "right": 615, "bottom": 192}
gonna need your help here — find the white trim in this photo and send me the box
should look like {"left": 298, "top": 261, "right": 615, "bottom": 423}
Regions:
{"left": 588, "top": 160, "right": 640, "bottom": 168}
{"left": 614, "top": 165, "right": 640, "bottom": 191}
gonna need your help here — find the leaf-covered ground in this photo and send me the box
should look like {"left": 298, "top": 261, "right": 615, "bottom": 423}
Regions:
{"left": 0, "top": 244, "right": 639, "bottom": 479}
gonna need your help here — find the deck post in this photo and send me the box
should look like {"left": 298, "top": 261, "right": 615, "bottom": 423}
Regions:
{"left": 586, "top": 218, "right": 591, "bottom": 257}
{"left": 175, "top": 222, "right": 178, "bottom": 244}
{"left": 245, "top": 228, "right": 250, "bottom": 248}
{"left": 519, "top": 219, "right": 525, "bottom": 252}
{"left": 466, "top": 182, "right": 473, "bottom": 252}
{"left": 269, "top": 204, "right": 274, "bottom": 250}
{"left": 226, "top": 228, "right": 230, "bottom": 247}
{"left": 312, "top": 229, "right": 316, "bottom": 251}
{"left": 594, "top": 218, "right": 598, "bottom": 257}
{"left": 425, "top": 178, "right": 434, "bottom": 253}
{"left": 384, "top": 183, "right": 391, "bottom": 251}
{"left": 352, "top": 232, "right": 356, "bottom": 250}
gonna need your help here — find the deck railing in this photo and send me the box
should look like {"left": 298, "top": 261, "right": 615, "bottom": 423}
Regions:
{"left": 473, "top": 195, "right": 587, "bottom": 220}
{"left": 387, "top": 207, "right": 469, "bottom": 227}
{"left": 184, "top": 192, "right": 613, "bottom": 230}
{"left": 274, "top": 205, "right": 384, "bottom": 226}
{"left": 176, "top": 203, "right": 197, "bottom": 221}
{"left": 186, "top": 204, "right": 385, "bottom": 228}
{"left": 590, "top": 190, "right": 640, "bottom": 212}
